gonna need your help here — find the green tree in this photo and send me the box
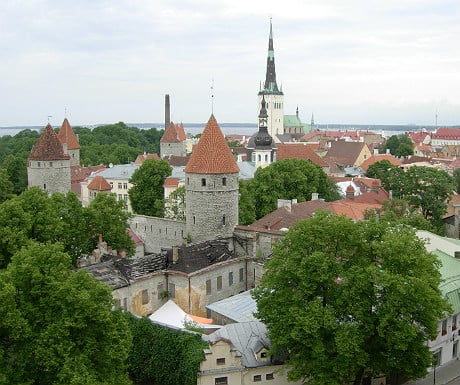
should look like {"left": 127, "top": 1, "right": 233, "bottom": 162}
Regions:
{"left": 129, "top": 158, "right": 172, "bottom": 217}
{"left": 2, "top": 154, "right": 27, "bottom": 194}
{"left": 250, "top": 159, "right": 340, "bottom": 219}
{"left": 165, "top": 185, "right": 186, "bottom": 220}
{"left": 454, "top": 168, "right": 460, "bottom": 194}
{"left": 0, "top": 242, "right": 132, "bottom": 385}
{"left": 382, "top": 134, "right": 413, "bottom": 156}
{"left": 253, "top": 212, "right": 448, "bottom": 385}
{"left": 238, "top": 179, "right": 256, "bottom": 225}
{"left": 87, "top": 192, "right": 134, "bottom": 255}
{"left": 125, "top": 314, "right": 206, "bottom": 385}
{"left": 0, "top": 167, "right": 14, "bottom": 203}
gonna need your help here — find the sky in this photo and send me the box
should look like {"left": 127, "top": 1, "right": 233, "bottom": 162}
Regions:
{"left": 1, "top": 0, "right": 460, "bottom": 127}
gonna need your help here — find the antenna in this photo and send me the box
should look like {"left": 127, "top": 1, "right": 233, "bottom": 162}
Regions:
{"left": 211, "top": 78, "right": 214, "bottom": 114}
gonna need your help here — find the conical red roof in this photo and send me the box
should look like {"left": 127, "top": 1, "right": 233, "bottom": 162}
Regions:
{"left": 29, "top": 123, "right": 70, "bottom": 161}
{"left": 161, "top": 122, "right": 182, "bottom": 143}
{"left": 57, "top": 118, "right": 80, "bottom": 150}
{"left": 87, "top": 175, "right": 112, "bottom": 191}
{"left": 184, "top": 115, "right": 239, "bottom": 174}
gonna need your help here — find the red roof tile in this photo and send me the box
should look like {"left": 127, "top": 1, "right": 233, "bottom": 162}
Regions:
{"left": 57, "top": 118, "right": 80, "bottom": 150}
{"left": 164, "top": 177, "right": 180, "bottom": 188}
{"left": 276, "top": 143, "right": 328, "bottom": 167}
{"left": 29, "top": 123, "right": 70, "bottom": 161}
{"left": 134, "top": 153, "right": 160, "bottom": 165}
{"left": 87, "top": 175, "right": 112, "bottom": 191}
{"left": 160, "top": 122, "right": 186, "bottom": 143}
{"left": 359, "top": 154, "right": 402, "bottom": 172}
{"left": 184, "top": 115, "right": 239, "bottom": 174}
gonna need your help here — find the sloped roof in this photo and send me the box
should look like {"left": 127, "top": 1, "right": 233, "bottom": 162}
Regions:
{"left": 160, "top": 122, "right": 186, "bottom": 143}
{"left": 433, "top": 127, "right": 460, "bottom": 140}
{"left": 276, "top": 143, "right": 328, "bottom": 167}
{"left": 164, "top": 177, "right": 180, "bottom": 188}
{"left": 325, "top": 141, "right": 368, "bottom": 167}
{"left": 283, "top": 114, "right": 303, "bottom": 127}
{"left": 184, "top": 115, "right": 239, "bottom": 174}
{"left": 206, "top": 290, "right": 258, "bottom": 323}
{"left": 204, "top": 321, "right": 270, "bottom": 368}
{"left": 57, "top": 118, "right": 80, "bottom": 150}
{"left": 87, "top": 175, "right": 112, "bottom": 191}
{"left": 359, "top": 154, "right": 402, "bottom": 172}
{"left": 134, "top": 153, "right": 160, "bottom": 165}
{"left": 29, "top": 123, "right": 71, "bottom": 161}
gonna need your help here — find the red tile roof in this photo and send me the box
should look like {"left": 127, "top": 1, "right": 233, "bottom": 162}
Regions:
{"left": 29, "top": 123, "right": 71, "bottom": 161}
{"left": 134, "top": 153, "right": 160, "bottom": 165}
{"left": 184, "top": 115, "right": 239, "bottom": 174}
{"left": 359, "top": 154, "right": 402, "bottom": 172}
{"left": 87, "top": 175, "right": 112, "bottom": 191}
{"left": 160, "top": 122, "right": 186, "bottom": 143}
{"left": 164, "top": 177, "right": 180, "bottom": 188}
{"left": 432, "top": 127, "right": 460, "bottom": 140}
{"left": 276, "top": 143, "right": 328, "bottom": 167}
{"left": 57, "top": 118, "right": 80, "bottom": 150}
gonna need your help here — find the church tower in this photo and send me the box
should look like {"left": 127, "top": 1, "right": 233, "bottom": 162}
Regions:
{"left": 57, "top": 118, "right": 80, "bottom": 166}
{"left": 184, "top": 115, "right": 239, "bottom": 243}
{"left": 28, "top": 123, "right": 71, "bottom": 194}
{"left": 258, "top": 19, "right": 284, "bottom": 138}
{"left": 252, "top": 96, "right": 276, "bottom": 168}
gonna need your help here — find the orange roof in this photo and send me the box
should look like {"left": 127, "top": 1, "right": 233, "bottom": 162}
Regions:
{"left": 359, "top": 154, "right": 402, "bottom": 172}
{"left": 276, "top": 143, "right": 328, "bottom": 167}
{"left": 187, "top": 314, "right": 214, "bottom": 324}
{"left": 160, "top": 122, "right": 186, "bottom": 143}
{"left": 164, "top": 177, "right": 180, "bottom": 188}
{"left": 330, "top": 201, "right": 381, "bottom": 221}
{"left": 29, "top": 123, "right": 71, "bottom": 161}
{"left": 57, "top": 118, "right": 80, "bottom": 150}
{"left": 87, "top": 175, "right": 112, "bottom": 191}
{"left": 135, "top": 153, "right": 160, "bottom": 165}
{"left": 184, "top": 115, "right": 239, "bottom": 174}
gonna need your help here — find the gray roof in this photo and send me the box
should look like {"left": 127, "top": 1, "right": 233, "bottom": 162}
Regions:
{"left": 206, "top": 290, "right": 258, "bottom": 322}
{"left": 95, "top": 163, "right": 139, "bottom": 180}
{"left": 237, "top": 161, "right": 256, "bottom": 180}
{"left": 203, "top": 321, "right": 270, "bottom": 368}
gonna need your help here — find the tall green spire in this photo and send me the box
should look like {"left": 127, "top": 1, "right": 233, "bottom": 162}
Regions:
{"left": 259, "top": 18, "right": 283, "bottom": 96}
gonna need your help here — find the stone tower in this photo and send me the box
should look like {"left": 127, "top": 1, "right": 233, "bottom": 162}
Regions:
{"left": 258, "top": 19, "right": 284, "bottom": 138}
{"left": 252, "top": 95, "right": 276, "bottom": 168}
{"left": 160, "top": 121, "right": 187, "bottom": 158}
{"left": 184, "top": 115, "right": 239, "bottom": 243}
{"left": 28, "top": 123, "right": 71, "bottom": 194}
{"left": 57, "top": 118, "right": 80, "bottom": 166}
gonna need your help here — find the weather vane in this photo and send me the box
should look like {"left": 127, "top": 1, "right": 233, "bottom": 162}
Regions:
{"left": 211, "top": 78, "right": 214, "bottom": 114}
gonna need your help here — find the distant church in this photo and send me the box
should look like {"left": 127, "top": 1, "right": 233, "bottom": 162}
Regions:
{"left": 256, "top": 20, "right": 310, "bottom": 139}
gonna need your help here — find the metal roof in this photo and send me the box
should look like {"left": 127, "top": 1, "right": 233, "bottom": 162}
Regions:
{"left": 206, "top": 290, "right": 258, "bottom": 323}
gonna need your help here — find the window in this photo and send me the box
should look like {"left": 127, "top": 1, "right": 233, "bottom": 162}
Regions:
{"left": 118, "top": 194, "right": 123, "bottom": 201}
{"left": 110, "top": 182, "right": 113, "bottom": 187}
{"left": 193, "top": 216, "right": 196, "bottom": 225}
{"left": 206, "top": 280, "right": 211, "bottom": 295}
{"left": 215, "top": 377, "right": 228, "bottom": 385}
{"left": 266, "top": 373, "right": 274, "bottom": 380}
{"left": 442, "top": 319, "right": 448, "bottom": 335}
{"left": 43, "top": 183, "right": 46, "bottom": 189}
{"left": 217, "top": 276, "right": 222, "bottom": 291}
{"left": 239, "top": 268, "right": 244, "bottom": 282}
{"left": 216, "top": 358, "right": 225, "bottom": 365}
{"left": 123, "top": 182, "right": 128, "bottom": 189}
{"left": 37, "top": 161, "right": 41, "bottom": 167}
{"left": 432, "top": 349, "right": 442, "bottom": 367}
{"left": 222, "top": 177, "right": 227, "bottom": 186}
{"left": 229, "top": 272, "right": 233, "bottom": 286}
{"left": 118, "top": 182, "right": 122, "bottom": 189}
{"left": 453, "top": 315, "right": 458, "bottom": 331}
{"left": 168, "top": 283, "right": 175, "bottom": 298}
{"left": 49, "top": 161, "right": 53, "bottom": 166}
{"left": 261, "top": 352, "right": 267, "bottom": 358}
{"left": 142, "top": 289, "right": 148, "bottom": 304}
{"left": 157, "top": 283, "right": 164, "bottom": 300}
{"left": 201, "top": 178, "right": 206, "bottom": 186}
{"left": 123, "top": 194, "right": 128, "bottom": 201}
{"left": 222, "top": 215, "right": 226, "bottom": 225}
{"left": 253, "top": 375, "right": 262, "bottom": 382}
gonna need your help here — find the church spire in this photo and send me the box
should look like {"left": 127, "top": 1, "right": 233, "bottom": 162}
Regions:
{"left": 260, "top": 18, "right": 282, "bottom": 95}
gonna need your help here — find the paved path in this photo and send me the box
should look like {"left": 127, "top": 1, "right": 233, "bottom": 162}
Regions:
{"left": 404, "top": 359, "right": 460, "bottom": 385}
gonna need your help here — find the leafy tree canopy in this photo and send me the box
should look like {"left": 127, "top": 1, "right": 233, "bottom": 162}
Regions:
{"left": 253, "top": 212, "right": 449, "bottom": 385}
{"left": 0, "top": 242, "right": 132, "bottom": 385}
{"left": 247, "top": 159, "right": 341, "bottom": 219}
{"left": 129, "top": 158, "right": 172, "bottom": 217}
{"left": 165, "top": 185, "right": 186, "bottom": 221}
{"left": 382, "top": 134, "right": 413, "bottom": 157}
{"left": 125, "top": 314, "right": 207, "bottom": 385}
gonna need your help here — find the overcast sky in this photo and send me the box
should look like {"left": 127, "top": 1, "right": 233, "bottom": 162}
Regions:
{"left": 1, "top": 0, "right": 460, "bottom": 127}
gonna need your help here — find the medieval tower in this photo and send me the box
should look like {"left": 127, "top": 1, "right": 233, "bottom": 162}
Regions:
{"left": 27, "top": 123, "right": 71, "bottom": 194}
{"left": 258, "top": 19, "right": 284, "bottom": 138}
{"left": 57, "top": 118, "right": 80, "bottom": 166}
{"left": 184, "top": 115, "right": 239, "bottom": 243}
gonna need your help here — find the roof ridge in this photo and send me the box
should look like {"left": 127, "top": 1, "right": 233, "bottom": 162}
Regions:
{"left": 29, "top": 123, "right": 71, "bottom": 161}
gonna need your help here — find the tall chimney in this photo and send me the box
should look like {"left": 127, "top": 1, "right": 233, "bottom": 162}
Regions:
{"left": 165, "top": 94, "right": 170, "bottom": 130}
